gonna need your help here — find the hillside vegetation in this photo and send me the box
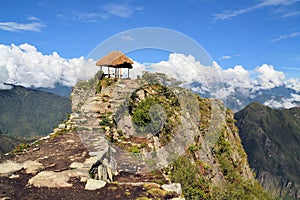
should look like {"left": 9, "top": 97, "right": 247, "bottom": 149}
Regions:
{"left": 235, "top": 102, "right": 300, "bottom": 199}
{"left": 0, "top": 85, "right": 71, "bottom": 141}
{"left": 0, "top": 134, "right": 21, "bottom": 154}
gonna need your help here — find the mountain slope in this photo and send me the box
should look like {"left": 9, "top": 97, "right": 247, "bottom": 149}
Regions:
{"left": 0, "top": 134, "right": 21, "bottom": 154}
{"left": 0, "top": 84, "right": 71, "bottom": 140}
{"left": 235, "top": 102, "right": 300, "bottom": 199}
{"left": 0, "top": 73, "right": 270, "bottom": 199}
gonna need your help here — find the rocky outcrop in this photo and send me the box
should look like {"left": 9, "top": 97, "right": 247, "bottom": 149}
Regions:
{"left": 0, "top": 72, "right": 270, "bottom": 200}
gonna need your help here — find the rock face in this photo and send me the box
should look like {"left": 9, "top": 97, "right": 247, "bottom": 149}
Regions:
{"left": 0, "top": 72, "right": 270, "bottom": 199}
{"left": 235, "top": 102, "right": 300, "bottom": 199}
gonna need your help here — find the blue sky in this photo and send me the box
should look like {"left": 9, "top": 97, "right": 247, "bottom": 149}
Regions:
{"left": 0, "top": 0, "right": 300, "bottom": 77}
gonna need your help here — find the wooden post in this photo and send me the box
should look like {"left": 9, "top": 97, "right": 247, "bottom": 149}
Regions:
{"left": 108, "top": 66, "right": 110, "bottom": 78}
{"left": 128, "top": 68, "right": 129, "bottom": 79}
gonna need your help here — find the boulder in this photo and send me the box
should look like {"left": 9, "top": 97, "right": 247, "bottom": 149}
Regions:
{"left": 23, "top": 160, "right": 43, "bottom": 174}
{"left": 0, "top": 161, "right": 23, "bottom": 176}
{"left": 136, "top": 90, "right": 145, "bottom": 101}
{"left": 28, "top": 171, "right": 72, "bottom": 188}
{"left": 162, "top": 183, "right": 182, "bottom": 195}
{"left": 85, "top": 179, "right": 106, "bottom": 190}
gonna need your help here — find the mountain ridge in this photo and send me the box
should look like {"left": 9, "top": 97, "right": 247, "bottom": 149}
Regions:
{"left": 0, "top": 84, "right": 71, "bottom": 141}
{"left": 235, "top": 102, "right": 300, "bottom": 199}
{"left": 0, "top": 72, "right": 271, "bottom": 199}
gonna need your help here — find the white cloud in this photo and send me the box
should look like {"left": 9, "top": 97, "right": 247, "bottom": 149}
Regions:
{"left": 271, "top": 32, "right": 300, "bottom": 42}
{"left": 102, "top": 3, "right": 143, "bottom": 18}
{"left": 219, "top": 54, "right": 241, "bottom": 60}
{"left": 131, "top": 53, "right": 300, "bottom": 109}
{"left": 264, "top": 94, "right": 300, "bottom": 109}
{"left": 219, "top": 55, "right": 231, "bottom": 60}
{"left": 0, "top": 21, "right": 45, "bottom": 32}
{"left": 58, "top": 3, "right": 143, "bottom": 23}
{"left": 1, "top": 45, "right": 298, "bottom": 110}
{"left": 291, "top": 93, "right": 300, "bottom": 101}
{"left": 213, "top": 0, "right": 299, "bottom": 21}
{"left": 286, "top": 78, "right": 300, "bottom": 92}
{"left": 26, "top": 16, "right": 41, "bottom": 21}
{"left": 57, "top": 9, "right": 107, "bottom": 23}
{"left": 131, "top": 54, "right": 286, "bottom": 93}
{"left": 0, "top": 43, "right": 98, "bottom": 89}
{"left": 282, "top": 11, "right": 300, "bottom": 18}
{"left": 121, "top": 35, "right": 135, "bottom": 42}
{"left": 255, "top": 64, "right": 285, "bottom": 89}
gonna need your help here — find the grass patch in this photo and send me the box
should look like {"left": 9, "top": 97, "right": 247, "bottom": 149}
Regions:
{"left": 12, "top": 142, "right": 30, "bottom": 153}
{"left": 129, "top": 83, "right": 181, "bottom": 144}
{"left": 99, "top": 115, "right": 111, "bottom": 126}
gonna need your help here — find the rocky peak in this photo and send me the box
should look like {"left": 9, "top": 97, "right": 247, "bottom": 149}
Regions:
{"left": 0, "top": 72, "right": 271, "bottom": 199}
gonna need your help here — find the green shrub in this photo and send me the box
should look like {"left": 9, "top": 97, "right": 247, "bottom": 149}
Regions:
{"left": 99, "top": 115, "right": 111, "bottom": 126}
{"left": 96, "top": 81, "right": 102, "bottom": 94}
{"left": 13, "top": 142, "right": 30, "bottom": 153}
{"left": 117, "top": 129, "right": 123, "bottom": 135}
{"left": 129, "top": 83, "right": 181, "bottom": 144}
{"left": 129, "top": 146, "right": 141, "bottom": 153}
{"left": 188, "top": 144, "right": 198, "bottom": 154}
{"left": 170, "top": 156, "right": 210, "bottom": 199}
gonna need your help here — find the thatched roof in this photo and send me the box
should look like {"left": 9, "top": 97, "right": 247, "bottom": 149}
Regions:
{"left": 96, "top": 51, "right": 133, "bottom": 68}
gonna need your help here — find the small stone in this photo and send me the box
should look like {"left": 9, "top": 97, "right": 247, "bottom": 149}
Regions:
{"left": 32, "top": 147, "right": 40, "bottom": 152}
{"left": 84, "top": 157, "right": 99, "bottom": 165}
{"left": 80, "top": 176, "right": 88, "bottom": 182}
{"left": 69, "top": 162, "right": 84, "bottom": 169}
{"left": 9, "top": 174, "right": 20, "bottom": 179}
{"left": 136, "top": 90, "right": 145, "bottom": 101}
{"left": 39, "top": 135, "right": 50, "bottom": 140}
{"left": 0, "top": 161, "right": 23, "bottom": 176}
{"left": 22, "top": 160, "right": 43, "bottom": 174}
{"left": 98, "top": 165, "right": 108, "bottom": 181}
{"left": 84, "top": 179, "right": 106, "bottom": 190}
{"left": 107, "top": 166, "right": 113, "bottom": 182}
{"left": 162, "top": 183, "right": 182, "bottom": 195}
{"left": 58, "top": 123, "right": 66, "bottom": 129}
{"left": 0, "top": 197, "right": 12, "bottom": 200}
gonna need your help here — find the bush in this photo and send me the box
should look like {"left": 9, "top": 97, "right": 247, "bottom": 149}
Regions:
{"left": 129, "top": 83, "right": 181, "bottom": 144}
{"left": 13, "top": 142, "right": 30, "bottom": 153}
{"left": 170, "top": 156, "right": 210, "bottom": 199}
{"left": 99, "top": 115, "right": 111, "bottom": 126}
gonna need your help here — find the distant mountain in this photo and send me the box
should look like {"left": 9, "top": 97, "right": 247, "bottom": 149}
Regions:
{"left": 190, "top": 81, "right": 300, "bottom": 112}
{"left": 235, "top": 102, "right": 300, "bottom": 199}
{"left": 0, "top": 134, "right": 21, "bottom": 155}
{"left": 0, "top": 84, "right": 71, "bottom": 141}
{"left": 32, "top": 82, "right": 72, "bottom": 97}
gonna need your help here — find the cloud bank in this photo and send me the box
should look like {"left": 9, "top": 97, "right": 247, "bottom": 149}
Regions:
{"left": 131, "top": 53, "right": 300, "bottom": 109}
{"left": 0, "top": 43, "right": 98, "bottom": 89}
{"left": 0, "top": 16, "right": 45, "bottom": 32}
{"left": 0, "top": 21, "right": 44, "bottom": 32}
{"left": 1, "top": 43, "right": 299, "bottom": 110}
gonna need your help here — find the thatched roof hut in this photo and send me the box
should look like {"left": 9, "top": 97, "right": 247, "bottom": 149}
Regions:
{"left": 96, "top": 51, "right": 133, "bottom": 79}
